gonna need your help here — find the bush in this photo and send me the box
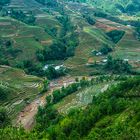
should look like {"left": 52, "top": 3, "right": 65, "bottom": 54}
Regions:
{"left": 106, "top": 30, "right": 125, "bottom": 43}
{"left": 10, "top": 10, "right": 36, "bottom": 25}
{"left": 99, "top": 44, "right": 112, "bottom": 55}
{"left": 104, "top": 56, "right": 132, "bottom": 74}
{"left": 0, "top": 87, "right": 9, "bottom": 101}
{"left": 0, "top": 108, "right": 10, "bottom": 127}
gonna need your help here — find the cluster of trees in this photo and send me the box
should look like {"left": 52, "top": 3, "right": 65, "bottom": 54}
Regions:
{"left": 0, "top": 108, "right": 10, "bottom": 128}
{"left": 10, "top": 10, "right": 36, "bottom": 25}
{"left": 99, "top": 44, "right": 113, "bottom": 55}
{"left": 16, "top": 60, "right": 44, "bottom": 76}
{"left": 135, "top": 27, "right": 140, "bottom": 39}
{"left": 35, "top": 76, "right": 140, "bottom": 140}
{"left": 45, "top": 66, "right": 66, "bottom": 80}
{"left": 56, "top": 14, "right": 79, "bottom": 57}
{"left": 36, "top": 41, "right": 67, "bottom": 61}
{"left": 0, "top": 39, "right": 22, "bottom": 65}
{"left": 94, "top": 10, "right": 140, "bottom": 27}
{"left": 37, "top": 14, "right": 79, "bottom": 62}
{"left": 45, "top": 27, "right": 57, "bottom": 37}
{"left": 106, "top": 30, "right": 125, "bottom": 44}
{"left": 115, "top": 1, "right": 140, "bottom": 14}
{"left": 51, "top": 77, "right": 91, "bottom": 104}
{"left": 0, "top": 86, "right": 9, "bottom": 101}
{"left": 16, "top": 60, "right": 66, "bottom": 79}
{"left": 104, "top": 56, "right": 132, "bottom": 74}
{"left": 83, "top": 14, "right": 96, "bottom": 25}
{"left": 1, "top": 76, "right": 140, "bottom": 139}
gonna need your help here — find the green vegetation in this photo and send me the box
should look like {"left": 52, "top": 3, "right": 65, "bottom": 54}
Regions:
{"left": 88, "top": 0, "right": 140, "bottom": 15}
{"left": 104, "top": 56, "right": 132, "bottom": 74}
{"left": 51, "top": 77, "right": 90, "bottom": 104}
{"left": 99, "top": 44, "right": 113, "bottom": 55}
{"left": 106, "top": 30, "right": 125, "bottom": 44}
{"left": 83, "top": 14, "right": 96, "bottom": 25}
{"left": 10, "top": 10, "right": 36, "bottom": 25}
{"left": 1, "top": 76, "right": 140, "bottom": 139}
{"left": 0, "top": 66, "right": 44, "bottom": 119}
{"left": 0, "top": 1, "right": 140, "bottom": 139}
{"left": 45, "top": 66, "right": 66, "bottom": 80}
{"left": 35, "top": 76, "right": 140, "bottom": 140}
{"left": 135, "top": 27, "right": 140, "bottom": 39}
{"left": 0, "top": 86, "right": 11, "bottom": 101}
{"left": 0, "top": 107, "right": 10, "bottom": 128}
{"left": 36, "top": 14, "right": 79, "bottom": 62}
{"left": 0, "top": 0, "right": 10, "bottom": 6}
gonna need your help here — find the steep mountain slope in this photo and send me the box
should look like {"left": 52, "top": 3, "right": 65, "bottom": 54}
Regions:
{"left": 0, "top": 0, "right": 140, "bottom": 76}
{"left": 0, "top": 65, "right": 44, "bottom": 119}
{"left": 81, "top": 0, "right": 140, "bottom": 15}
{"left": 0, "top": 0, "right": 140, "bottom": 139}
{"left": 0, "top": 76, "right": 140, "bottom": 139}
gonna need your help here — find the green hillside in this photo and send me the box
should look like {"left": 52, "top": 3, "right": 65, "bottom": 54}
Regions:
{"left": 68, "top": 0, "right": 140, "bottom": 15}
{"left": 0, "top": 65, "right": 44, "bottom": 119}
{"left": 0, "top": 0, "right": 140, "bottom": 139}
{"left": 0, "top": 0, "right": 139, "bottom": 76}
{"left": 0, "top": 76, "right": 140, "bottom": 139}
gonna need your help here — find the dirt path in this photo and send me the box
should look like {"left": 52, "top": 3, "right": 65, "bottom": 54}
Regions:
{"left": 16, "top": 76, "right": 76, "bottom": 130}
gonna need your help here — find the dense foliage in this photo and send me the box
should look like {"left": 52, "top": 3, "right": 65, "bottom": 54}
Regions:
{"left": 104, "top": 56, "right": 132, "bottom": 74}
{"left": 35, "top": 76, "right": 140, "bottom": 140}
{"left": 99, "top": 44, "right": 113, "bottom": 55}
{"left": 0, "top": 39, "right": 21, "bottom": 65}
{"left": 135, "top": 27, "right": 140, "bottom": 40}
{"left": 51, "top": 77, "right": 90, "bottom": 103}
{"left": 106, "top": 30, "right": 125, "bottom": 44}
{"left": 1, "top": 76, "right": 140, "bottom": 139}
{"left": 0, "top": 108, "right": 10, "bottom": 128}
{"left": 83, "top": 14, "right": 96, "bottom": 25}
{"left": 10, "top": 10, "right": 36, "bottom": 25}
{"left": 45, "top": 66, "right": 66, "bottom": 80}
{"left": 0, "top": 87, "right": 9, "bottom": 101}
{"left": 36, "top": 14, "right": 79, "bottom": 62}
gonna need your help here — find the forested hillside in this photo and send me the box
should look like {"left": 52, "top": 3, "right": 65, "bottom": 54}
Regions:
{"left": 0, "top": 76, "right": 140, "bottom": 139}
{"left": 0, "top": 0, "right": 140, "bottom": 139}
{"left": 66, "top": 0, "right": 140, "bottom": 15}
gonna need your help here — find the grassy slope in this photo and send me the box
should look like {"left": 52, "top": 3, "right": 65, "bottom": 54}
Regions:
{"left": 0, "top": 65, "right": 44, "bottom": 119}
{"left": 1, "top": 0, "right": 62, "bottom": 65}
{"left": 0, "top": 0, "right": 140, "bottom": 74}
{"left": 0, "top": 17, "right": 53, "bottom": 64}
{"left": 88, "top": 0, "right": 131, "bottom": 14}
{"left": 55, "top": 81, "right": 111, "bottom": 114}
{"left": 33, "top": 76, "right": 140, "bottom": 140}
{"left": 94, "top": 17, "right": 140, "bottom": 72}
{"left": 64, "top": 4, "right": 115, "bottom": 75}
{"left": 63, "top": 2, "right": 140, "bottom": 75}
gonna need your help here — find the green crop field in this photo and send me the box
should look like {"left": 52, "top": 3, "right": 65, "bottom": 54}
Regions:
{"left": 0, "top": 0, "right": 140, "bottom": 139}
{"left": 0, "top": 17, "right": 52, "bottom": 64}
{"left": 55, "top": 81, "right": 111, "bottom": 114}
{"left": 0, "top": 65, "right": 44, "bottom": 119}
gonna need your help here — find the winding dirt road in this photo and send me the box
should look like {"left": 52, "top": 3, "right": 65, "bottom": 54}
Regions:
{"left": 16, "top": 76, "right": 76, "bottom": 130}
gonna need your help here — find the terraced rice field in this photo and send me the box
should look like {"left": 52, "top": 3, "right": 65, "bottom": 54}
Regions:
{"left": 55, "top": 82, "right": 112, "bottom": 114}
{"left": 0, "top": 65, "right": 44, "bottom": 119}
